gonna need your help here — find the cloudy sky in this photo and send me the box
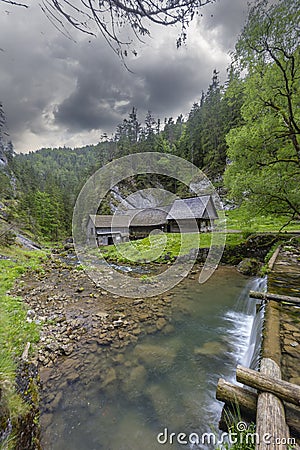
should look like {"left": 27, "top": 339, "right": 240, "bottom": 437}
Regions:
{"left": 0, "top": 0, "right": 249, "bottom": 153}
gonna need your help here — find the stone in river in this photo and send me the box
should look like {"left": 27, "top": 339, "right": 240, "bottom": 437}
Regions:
{"left": 122, "top": 365, "right": 147, "bottom": 398}
{"left": 156, "top": 317, "right": 167, "bottom": 330}
{"left": 194, "top": 341, "right": 227, "bottom": 357}
{"left": 133, "top": 341, "right": 179, "bottom": 370}
{"left": 102, "top": 367, "right": 117, "bottom": 387}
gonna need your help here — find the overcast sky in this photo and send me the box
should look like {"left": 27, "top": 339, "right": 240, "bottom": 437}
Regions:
{"left": 0, "top": 0, "right": 249, "bottom": 153}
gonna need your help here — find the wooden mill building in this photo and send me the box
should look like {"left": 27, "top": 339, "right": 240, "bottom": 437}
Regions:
{"left": 87, "top": 195, "right": 218, "bottom": 246}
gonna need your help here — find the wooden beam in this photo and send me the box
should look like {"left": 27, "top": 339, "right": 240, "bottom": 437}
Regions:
{"left": 255, "top": 359, "right": 289, "bottom": 450}
{"left": 216, "top": 378, "right": 300, "bottom": 437}
{"left": 249, "top": 290, "right": 300, "bottom": 305}
{"left": 236, "top": 363, "right": 300, "bottom": 407}
{"left": 216, "top": 378, "right": 257, "bottom": 420}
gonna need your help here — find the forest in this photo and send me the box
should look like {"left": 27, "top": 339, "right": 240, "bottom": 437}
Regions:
{"left": 0, "top": 0, "right": 299, "bottom": 242}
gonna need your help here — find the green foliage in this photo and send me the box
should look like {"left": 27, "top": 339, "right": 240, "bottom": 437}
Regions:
{"left": 0, "top": 248, "right": 47, "bottom": 425}
{"left": 225, "top": 208, "right": 300, "bottom": 233}
{"left": 225, "top": 0, "right": 300, "bottom": 220}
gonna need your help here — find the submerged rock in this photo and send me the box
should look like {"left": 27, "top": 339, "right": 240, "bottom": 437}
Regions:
{"left": 121, "top": 365, "right": 147, "bottom": 398}
{"left": 133, "top": 342, "right": 178, "bottom": 370}
{"left": 156, "top": 317, "right": 167, "bottom": 331}
{"left": 102, "top": 367, "right": 117, "bottom": 388}
{"left": 194, "top": 341, "right": 227, "bottom": 357}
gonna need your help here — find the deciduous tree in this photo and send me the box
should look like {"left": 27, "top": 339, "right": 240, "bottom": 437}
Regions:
{"left": 224, "top": 0, "right": 300, "bottom": 221}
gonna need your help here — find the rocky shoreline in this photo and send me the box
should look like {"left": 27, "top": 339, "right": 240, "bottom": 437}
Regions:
{"left": 13, "top": 256, "right": 180, "bottom": 369}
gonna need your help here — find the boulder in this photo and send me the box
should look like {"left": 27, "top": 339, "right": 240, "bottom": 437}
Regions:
{"left": 237, "top": 258, "right": 261, "bottom": 275}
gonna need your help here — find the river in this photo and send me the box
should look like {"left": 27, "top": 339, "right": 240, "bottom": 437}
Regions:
{"left": 40, "top": 267, "right": 264, "bottom": 450}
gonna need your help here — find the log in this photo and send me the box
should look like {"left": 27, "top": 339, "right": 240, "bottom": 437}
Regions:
{"left": 255, "top": 358, "right": 289, "bottom": 450}
{"left": 249, "top": 290, "right": 300, "bottom": 306}
{"left": 268, "top": 245, "right": 281, "bottom": 270}
{"left": 216, "top": 378, "right": 257, "bottom": 422}
{"left": 216, "top": 378, "right": 300, "bottom": 437}
{"left": 236, "top": 364, "right": 300, "bottom": 407}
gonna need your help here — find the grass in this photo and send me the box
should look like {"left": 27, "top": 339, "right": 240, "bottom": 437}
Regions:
{"left": 225, "top": 209, "right": 300, "bottom": 233}
{"left": 0, "top": 246, "right": 47, "bottom": 448}
{"left": 101, "top": 231, "right": 245, "bottom": 264}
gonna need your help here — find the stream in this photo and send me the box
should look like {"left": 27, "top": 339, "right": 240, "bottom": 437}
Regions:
{"left": 40, "top": 267, "right": 265, "bottom": 450}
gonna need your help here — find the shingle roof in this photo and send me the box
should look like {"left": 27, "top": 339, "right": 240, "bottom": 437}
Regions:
{"left": 127, "top": 207, "right": 169, "bottom": 226}
{"left": 166, "top": 196, "right": 218, "bottom": 220}
{"left": 89, "top": 214, "right": 130, "bottom": 228}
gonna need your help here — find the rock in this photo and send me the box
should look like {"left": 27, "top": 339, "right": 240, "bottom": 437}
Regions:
{"left": 146, "top": 325, "right": 158, "bottom": 335}
{"left": 64, "top": 243, "right": 75, "bottom": 251}
{"left": 133, "top": 342, "right": 178, "bottom": 370}
{"left": 156, "top": 317, "right": 167, "bottom": 331}
{"left": 66, "top": 371, "right": 80, "bottom": 384}
{"left": 132, "top": 327, "right": 142, "bottom": 336}
{"left": 40, "top": 412, "right": 53, "bottom": 429}
{"left": 139, "top": 313, "right": 149, "bottom": 322}
{"left": 112, "top": 353, "right": 125, "bottom": 364}
{"left": 122, "top": 365, "right": 147, "bottom": 398}
{"left": 283, "top": 323, "right": 299, "bottom": 333}
{"left": 76, "top": 286, "right": 85, "bottom": 293}
{"left": 107, "top": 411, "right": 175, "bottom": 450}
{"left": 145, "top": 384, "right": 185, "bottom": 430}
{"left": 237, "top": 258, "right": 261, "bottom": 275}
{"left": 102, "top": 367, "right": 117, "bottom": 387}
{"left": 162, "top": 324, "right": 175, "bottom": 335}
{"left": 283, "top": 346, "right": 300, "bottom": 358}
{"left": 49, "top": 391, "right": 63, "bottom": 409}
{"left": 194, "top": 341, "right": 227, "bottom": 357}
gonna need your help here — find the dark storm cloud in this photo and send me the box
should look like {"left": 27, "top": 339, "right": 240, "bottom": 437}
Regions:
{"left": 52, "top": 40, "right": 139, "bottom": 131}
{"left": 133, "top": 48, "right": 217, "bottom": 118}
{"left": 200, "top": 0, "right": 249, "bottom": 50}
{"left": 0, "top": 0, "right": 249, "bottom": 152}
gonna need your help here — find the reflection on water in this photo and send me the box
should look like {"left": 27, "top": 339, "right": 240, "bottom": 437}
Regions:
{"left": 41, "top": 268, "right": 261, "bottom": 450}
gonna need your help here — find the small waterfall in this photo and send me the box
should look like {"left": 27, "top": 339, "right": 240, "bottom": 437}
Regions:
{"left": 239, "top": 277, "right": 267, "bottom": 370}
{"left": 217, "top": 277, "right": 267, "bottom": 384}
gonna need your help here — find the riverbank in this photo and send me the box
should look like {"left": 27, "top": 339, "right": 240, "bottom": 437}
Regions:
{"left": 0, "top": 247, "right": 47, "bottom": 450}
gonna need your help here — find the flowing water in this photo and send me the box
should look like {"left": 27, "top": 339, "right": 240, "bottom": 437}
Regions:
{"left": 41, "top": 268, "right": 264, "bottom": 450}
